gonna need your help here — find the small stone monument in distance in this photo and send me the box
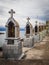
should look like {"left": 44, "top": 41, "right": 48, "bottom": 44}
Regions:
{"left": 23, "top": 17, "right": 34, "bottom": 47}
{"left": 33, "top": 21, "right": 40, "bottom": 43}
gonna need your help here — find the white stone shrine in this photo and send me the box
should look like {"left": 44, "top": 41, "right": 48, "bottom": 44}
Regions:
{"left": 23, "top": 17, "right": 34, "bottom": 47}
{"left": 39, "top": 23, "right": 43, "bottom": 42}
{"left": 33, "top": 21, "right": 40, "bottom": 43}
{"left": 3, "top": 9, "right": 24, "bottom": 60}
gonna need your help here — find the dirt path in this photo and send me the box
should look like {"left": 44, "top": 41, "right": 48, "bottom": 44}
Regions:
{"left": 23, "top": 36, "right": 49, "bottom": 59}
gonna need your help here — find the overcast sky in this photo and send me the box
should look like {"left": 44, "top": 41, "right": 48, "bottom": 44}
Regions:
{"left": 0, "top": 0, "right": 49, "bottom": 27}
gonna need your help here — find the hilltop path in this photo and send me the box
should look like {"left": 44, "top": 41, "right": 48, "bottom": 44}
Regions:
{"left": 23, "top": 36, "right": 49, "bottom": 59}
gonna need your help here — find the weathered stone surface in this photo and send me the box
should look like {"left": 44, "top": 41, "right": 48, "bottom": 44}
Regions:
{"left": 3, "top": 40, "right": 22, "bottom": 60}
{"left": 39, "top": 33, "right": 43, "bottom": 42}
{"left": 23, "top": 37, "right": 34, "bottom": 47}
{"left": 42, "top": 30, "right": 46, "bottom": 38}
{"left": 33, "top": 34, "right": 40, "bottom": 43}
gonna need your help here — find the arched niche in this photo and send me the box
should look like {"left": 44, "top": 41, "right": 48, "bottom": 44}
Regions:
{"left": 8, "top": 21, "right": 15, "bottom": 37}
{"left": 5, "top": 9, "right": 20, "bottom": 45}
{"left": 26, "top": 24, "right": 30, "bottom": 34}
{"left": 35, "top": 25, "right": 38, "bottom": 33}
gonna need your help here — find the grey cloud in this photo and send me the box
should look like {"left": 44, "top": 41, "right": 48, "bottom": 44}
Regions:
{"left": 0, "top": 7, "right": 5, "bottom": 15}
{"left": 0, "top": 5, "right": 9, "bottom": 18}
{"left": 0, "top": 0, "right": 49, "bottom": 20}
{"left": 0, "top": 0, "right": 20, "bottom": 3}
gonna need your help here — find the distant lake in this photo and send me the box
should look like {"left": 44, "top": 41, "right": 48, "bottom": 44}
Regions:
{"left": 0, "top": 30, "right": 25, "bottom": 47}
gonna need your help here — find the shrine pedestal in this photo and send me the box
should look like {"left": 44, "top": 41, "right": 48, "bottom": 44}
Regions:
{"left": 43, "top": 30, "right": 46, "bottom": 37}
{"left": 23, "top": 36, "right": 34, "bottom": 47}
{"left": 3, "top": 38, "right": 24, "bottom": 60}
{"left": 39, "top": 30, "right": 46, "bottom": 42}
{"left": 42, "top": 30, "right": 46, "bottom": 38}
{"left": 33, "top": 34, "right": 40, "bottom": 43}
{"left": 39, "top": 32, "right": 43, "bottom": 42}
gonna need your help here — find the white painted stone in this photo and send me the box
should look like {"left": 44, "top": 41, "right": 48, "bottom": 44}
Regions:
{"left": 33, "top": 34, "right": 40, "bottom": 43}
{"left": 42, "top": 30, "right": 46, "bottom": 38}
{"left": 3, "top": 40, "right": 23, "bottom": 59}
{"left": 23, "top": 17, "right": 34, "bottom": 47}
{"left": 23, "top": 36, "right": 34, "bottom": 47}
{"left": 39, "top": 32, "right": 43, "bottom": 42}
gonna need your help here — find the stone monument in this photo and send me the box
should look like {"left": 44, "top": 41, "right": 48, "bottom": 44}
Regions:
{"left": 46, "top": 21, "right": 49, "bottom": 34}
{"left": 3, "top": 9, "right": 24, "bottom": 60}
{"left": 23, "top": 17, "right": 34, "bottom": 47}
{"left": 39, "top": 23, "right": 43, "bottom": 42}
{"left": 33, "top": 21, "right": 40, "bottom": 43}
{"left": 42, "top": 24, "right": 46, "bottom": 38}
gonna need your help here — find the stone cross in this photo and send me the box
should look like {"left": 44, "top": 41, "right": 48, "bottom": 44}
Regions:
{"left": 27, "top": 17, "right": 30, "bottom": 22}
{"left": 9, "top": 9, "right": 15, "bottom": 18}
